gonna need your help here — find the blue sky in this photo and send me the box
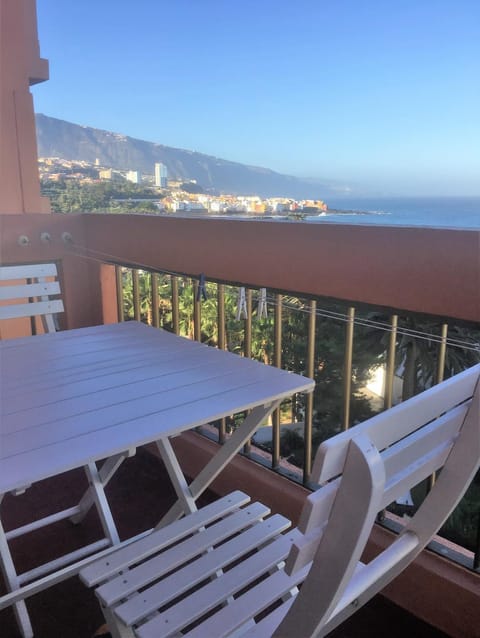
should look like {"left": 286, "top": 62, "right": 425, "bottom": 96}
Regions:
{"left": 34, "top": 0, "right": 480, "bottom": 196}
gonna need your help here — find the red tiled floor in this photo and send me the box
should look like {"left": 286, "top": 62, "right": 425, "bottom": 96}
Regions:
{"left": 0, "top": 448, "right": 448, "bottom": 638}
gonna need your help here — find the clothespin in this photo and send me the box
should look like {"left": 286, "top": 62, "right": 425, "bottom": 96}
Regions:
{"left": 236, "top": 287, "right": 248, "bottom": 320}
{"left": 196, "top": 274, "right": 208, "bottom": 301}
{"left": 257, "top": 288, "right": 268, "bottom": 319}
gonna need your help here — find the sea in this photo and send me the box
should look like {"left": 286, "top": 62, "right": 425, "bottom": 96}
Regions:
{"left": 306, "top": 196, "right": 480, "bottom": 229}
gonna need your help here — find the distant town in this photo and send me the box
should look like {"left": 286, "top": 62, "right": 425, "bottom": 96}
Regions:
{"left": 38, "top": 157, "right": 328, "bottom": 216}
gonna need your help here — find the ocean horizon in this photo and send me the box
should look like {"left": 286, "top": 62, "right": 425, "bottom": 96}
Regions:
{"left": 310, "top": 196, "right": 480, "bottom": 229}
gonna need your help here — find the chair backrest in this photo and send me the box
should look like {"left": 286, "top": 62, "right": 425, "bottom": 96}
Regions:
{"left": 0, "top": 263, "right": 64, "bottom": 334}
{"left": 275, "top": 363, "right": 480, "bottom": 637}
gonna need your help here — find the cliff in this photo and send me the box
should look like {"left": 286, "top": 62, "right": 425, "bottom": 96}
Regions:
{"left": 36, "top": 114, "right": 342, "bottom": 198}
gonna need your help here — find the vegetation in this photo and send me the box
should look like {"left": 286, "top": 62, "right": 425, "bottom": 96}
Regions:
{"left": 41, "top": 179, "right": 162, "bottom": 214}
{"left": 180, "top": 181, "right": 204, "bottom": 194}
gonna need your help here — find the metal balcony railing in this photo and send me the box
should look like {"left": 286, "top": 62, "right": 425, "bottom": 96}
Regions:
{"left": 113, "top": 264, "right": 480, "bottom": 573}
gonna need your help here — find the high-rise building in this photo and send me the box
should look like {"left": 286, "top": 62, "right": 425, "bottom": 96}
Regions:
{"left": 154, "top": 162, "right": 168, "bottom": 188}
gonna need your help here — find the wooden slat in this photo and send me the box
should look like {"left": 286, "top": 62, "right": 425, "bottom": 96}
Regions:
{"left": 0, "top": 281, "right": 60, "bottom": 300}
{"left": 98, "top": 502, "right": 274, "bottom": 606}
{"left": 82, "top": 491, "right": 251, "bottom": 586}
{"left": 241, "top": 598, "right": 296, "bottom": 638}
{"left": 313, "top": 363, "right": 480, "bottom": 484}
{"left": 133, "top": 534, "right": 298, "bottom": 638}
{"left": 2, "top": 364, "right": 306, "bottom": 457}
{"left": 0, "top": 319, "right": 134, "bottom": 350}
{"left": 0, "top": 300, "right": 63, "bottom": 320}
{"left": 382, "top": 403, "right": 467, "bottom": 479}
{"left": 112, "top": 513, "right": 291, "bottom": 626}
{"left": 157, "top": 561, "right": 309, "bottom": 638}
{"left": 0, "top": 386, "right": 281, "bottom": 493}
{"left": 284, "top": 405, "right": 467, "bottom": 576}
{"left": 0, "top": 264, "right": 58, "bottom": 280}
{"left": 3, "top": 354, "right": 265, "bottom": 428}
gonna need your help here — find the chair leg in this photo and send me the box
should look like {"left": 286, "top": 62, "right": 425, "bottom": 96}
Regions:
{"left": 100, "top": 606, "right": 136, "bottom": 638}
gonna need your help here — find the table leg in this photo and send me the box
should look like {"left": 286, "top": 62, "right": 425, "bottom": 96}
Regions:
{"left": 156, "top": 438, "right": 197, "bottom": 515}
{"left": 156, "top": 401, "right": 280, "bottom": 528}
{"left": 70, "top": 451, "right": 134, "bottom": 525}
{"left": 0, "top": 512, "right": 34, "bottom": 638}
{"left": 83, "top": 462, "right": 120, "bottom": 545}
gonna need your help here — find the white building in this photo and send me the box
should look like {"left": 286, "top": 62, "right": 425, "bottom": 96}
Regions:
{"left": 126, "top": 170, "right": 141, "bottom": 184}
{"left": 154, "top": 163, "right": 168, "bottom": 188}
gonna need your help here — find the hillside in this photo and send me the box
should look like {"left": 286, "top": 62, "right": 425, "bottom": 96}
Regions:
{"left": 35, "top": 114, "right": 342, "bottom": 198}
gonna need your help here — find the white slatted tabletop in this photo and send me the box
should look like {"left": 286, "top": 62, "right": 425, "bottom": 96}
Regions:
{"left": 0, "top": 320, "right": 314, "bottom": 498}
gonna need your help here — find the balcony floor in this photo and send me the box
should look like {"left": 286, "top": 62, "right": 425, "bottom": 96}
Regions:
{"left": 0, "top": 447, "right": 448, "bottom": 638}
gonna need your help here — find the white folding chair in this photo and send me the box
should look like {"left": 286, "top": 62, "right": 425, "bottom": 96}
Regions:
{"left": 0, "top": 262, "right": 64, "bottom": 334}
{"left": 81, "top": 364, "right": 480, "bottom": 638}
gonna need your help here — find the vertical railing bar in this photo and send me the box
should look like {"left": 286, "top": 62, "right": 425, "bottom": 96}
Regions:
{"left": 193, "top": 279, "right": 201, "bottom": 342}
{"left": 474, "top": 507, "right": 480, "bottom": 571}
{"left": 303, "top": 299, "right": 316, "bottom": 485}
{"left": 151, "top": 272, "right": 160, "bottom": 328}
{"left": 132, "top": 269, "right": 140, "bottom": 322}
{"left": 342, "top": 306, "right": 355, "bottom": 431}
{"left": 243, "top": 289, "right": 253, "bottom": 454}
{"left": 428, "top": 323, "right": 449, "bottom": 492}
{"left": 115, "top": 266, "right": 124, "bottom": 322}
{"left": 384, "top": 314, "right": 398, "bottom": 410}
{"left": 436, "top": 323, "right": 448, "bottom": 384}
{"left": 171, "top": 276, "right": 179, "bottom": 335}
{"left": 378, "top": 313, "right": 397, "bottom": 521}
{"left": 27, "top": 278, "right": 37, "bottom": 335}
{"left": 217, "top": 283, "right": 226, "bottom": 351}
{"left": 244, "top": 289, "right": 252, "bottom": 358}
{"left": 272, "top": 293, "right": 283, "bottom": 469}
{"left": 217, "top": 283, "right": 227, "bottom": 444}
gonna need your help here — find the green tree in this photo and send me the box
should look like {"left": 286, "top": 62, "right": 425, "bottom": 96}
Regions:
{"left": 41, "top": 179, "right": 161, "bottom": 214}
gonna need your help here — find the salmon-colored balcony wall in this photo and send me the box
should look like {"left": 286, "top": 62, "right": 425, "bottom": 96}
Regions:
{"left": 84, "top": 214, "right": 480, "bottom": 323}
{"left": 2, "top": 213, "right": 480, "bottom": 328}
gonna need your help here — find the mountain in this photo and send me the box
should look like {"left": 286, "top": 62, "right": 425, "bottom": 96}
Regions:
{"left": 35, "top": 114, "right": 345, "bottom": 199}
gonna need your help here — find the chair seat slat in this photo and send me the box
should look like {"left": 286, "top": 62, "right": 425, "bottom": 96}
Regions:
{"left": 135, "top": 534, "right": 304, "bottom": 638}
{"left": 106, "top": 513, "right": 290, "bottom": 612}
{"left": 97, "top": 501, "right": 275, "bottom": 606}
{"left": 81, "top": 491, "right": 250, "bottom": 587}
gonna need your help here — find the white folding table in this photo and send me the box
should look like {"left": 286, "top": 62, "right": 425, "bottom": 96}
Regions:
{"left": 0, "top": 321, "right": 314, "bottom": 637}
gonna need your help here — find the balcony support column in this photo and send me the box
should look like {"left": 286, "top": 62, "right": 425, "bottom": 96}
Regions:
{"left": 0, "top": 0, "right": 50, "bottom": 214}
